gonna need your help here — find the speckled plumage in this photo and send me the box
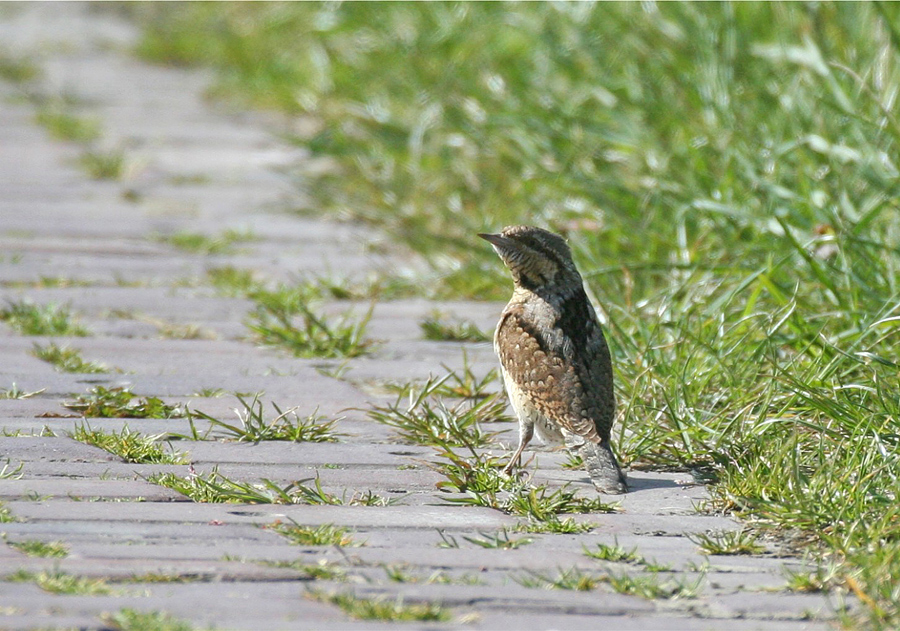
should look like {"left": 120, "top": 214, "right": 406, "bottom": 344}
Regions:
{"left": 480, "top": 225, "right": 627, "bottom": 494}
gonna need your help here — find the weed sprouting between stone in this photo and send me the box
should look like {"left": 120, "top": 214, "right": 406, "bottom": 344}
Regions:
{"left": 246, "top": 289, "right": 375, "bottom": 359}
{"left": 0, "top": 300, "right": 89, "bottom": 336}
{"left": 149, "top": 467, "right": 396, "bottom": 507}
{"left": 420, "top": 311, "right": 491, "bottom": 343}
{"left": 8, "top": 539, "right": 69, "bottom": 558}
{"left": 267, "top": 518, "right": 362, "bottom": 547}
{"left": 65, "top": 386, "right": 186, "bottom": 419}
{"left": 186, "top": 394, "right": 343, "bottom": 443}
{"left": 688, "top": 529, "right": 765, "bottom": 556}
{"left": 71, "top": 424, "right": 188, "bottom": 465}
{"left": 31, "top": 343, "right": 109, "bottom": 373}
{"left": 307, "top": 590, "right": 450, "bottom": 622}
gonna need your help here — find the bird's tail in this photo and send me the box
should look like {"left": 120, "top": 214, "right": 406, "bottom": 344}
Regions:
{"left": 565, "top": 434, "right": 627, "bottom": 494}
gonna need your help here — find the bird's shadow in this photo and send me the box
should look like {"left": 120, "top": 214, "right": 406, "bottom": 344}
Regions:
{"left": 570, "top": 472, "right": 685, "bottom": 493}
{"left": 623, "top": 474, "right": 684, "bottom": 492}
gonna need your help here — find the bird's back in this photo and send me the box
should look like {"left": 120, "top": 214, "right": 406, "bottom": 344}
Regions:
{"left": 495, "top": 285, "right": 616, "bottom": 444}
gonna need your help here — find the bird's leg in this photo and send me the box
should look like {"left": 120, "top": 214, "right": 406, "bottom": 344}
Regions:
{"left": 503, "top": 422, "right": 534, "bottom": 475}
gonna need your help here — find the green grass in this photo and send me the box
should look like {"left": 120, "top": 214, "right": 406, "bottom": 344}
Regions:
{"left": 135, "top": 4, "right": 900, "bottom": 627}
{"left": 267, "top": 518, "right": 361, "bottom": 547}
{"left": 461, "top": 527, "right": 532, "bottom": 549}
{"left": 689, "top": 529, "right": 765, "bottom": 556}
{"left": 308, "top": 590, "right": 450, "bottom": 623}
{"left": 102, "top": 609, "right": 196, "bottom": 631}
{"left": 261, "top": 559, "right": 348, "bottom": 581}
{"left": 513, "top": 566, "right": 601, "bottom": 591}
{"left": 245, "top": 288, "right": 374, "bottom": 358}
{"left": 0, "top": 300, "right": 89, "bottom": 336}
{"left": 65, "top": 386, "right": 186, "bottom": 419}
{"left": 79, "top": 149, "right": 127, "bottom": 180}
{"left": 368, "top": 375, "right": 507, "bottom": 448}
{"left": 583, "top": 541, "right": 642, "bottom": 564}
{"left": 0, "top": 502, "right": 15, "bottom": 523}
{"left": 0, "top": 459, "right": 23, "bottom": 480}
{"left": 31, "top": 343, "right": 108, "bottom": 373}
{"left": 383, "top": 564, "right": 483, "bottom": 585}
{"left": 35, "top": 106, "right": 101, "bottom": 142}
{"left": 187, "top": 394, "right": 342, "bottom": 443}
{"left": 603, "top": 571, "right": 702, "bottom": 600}
{"left": 8, "top": 569, "right": 111, "bottom": 595}
{"left": 420, "top": 311, "right": 491, "bottom": 343}
{"left": 150, "top": 467, "right": 394, "bottom": 506}
{"left": 72, "top": 424, "right": 188, "bottom": 465}
{"left": 0, "top": 48, "right": 39, "bottom": 83}
{"left": 206, "top": 274, "right": 387, "bottom": 357}
{"left": 160, "top": 229, "right": 256, "bottom": 255}
{"left": 206, "top": 266, "right": 259, "bottom": 296}
{"left": 8, "top": 539, "right": 69, "bottom": 558}
{"left": 0, "top": 383, "right": 44, "bottom": 400}
{"left": 583, "top": 542, "right": 672, "bottom": 571}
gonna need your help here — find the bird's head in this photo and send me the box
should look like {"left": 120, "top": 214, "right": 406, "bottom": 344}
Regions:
{"left": 479, "top": 225, "right": 581, "bottom": 291}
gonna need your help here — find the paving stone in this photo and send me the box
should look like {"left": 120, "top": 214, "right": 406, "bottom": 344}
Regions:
{"left": 0, "top": 479, "right": 184, "bottom": 502}
{"left": 709, "top": 591, "right": 841, "bottom": 620}
{"left": 4, "top": 500, "right": 518, "bottom": 530}
{"left": 0, "top": 519, "right": 283, "bottom": 545}
{"left": 474, "top": 613, "right": 831, "bottom": 631}
{"left": 0, "top": 437, "right": 117, "bottom": 463}
{"left": 181, "top": 441, "right": 433, "bottom": 467}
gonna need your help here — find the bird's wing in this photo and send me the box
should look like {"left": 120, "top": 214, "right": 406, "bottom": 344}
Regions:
{"left": 496, "top": 296, "right": 615, "bottom": 442}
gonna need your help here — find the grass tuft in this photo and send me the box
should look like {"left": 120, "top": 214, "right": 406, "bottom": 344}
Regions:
{"left": 78, "top": 150, "right": 127, "bottom": 180}
{"left": 513, "top": 566, "right": 601, "bottom": 591}
{"left": 187, "top": 394, "right": 342, "bottom": 443}
{"left": 267, "top": 518, "right": 361, "bottom": 547}
{"left": 603, "top": 571, "right": 702, "bottom": 600}
{"left": 262, "top": 558, "right": 348, "bottom": 581}
{"left": 308, "top": 590, "right": 450, "bottom": 622}
{"left": 102, "top": 608, "right": 195, "bottom": 631}
{"left": 65, "top": 386, "right": 186, "bottom": 419}
{"left": 368, "top": 375, "right": 507, "bottom": 448}
{"left": 72, "top": 424, "right": 188, "bottom": 465}
{"left": 0, "top": 384, "right": 45, "bottom": 400}
{"left": 0, "top": 502, "right": 16, "bottom": 523}
{"left": 461, "top": 527, "right": 532, "bottom": 549}
{"left": 35, "top": 106, "right": 100, "bottom": 142}
{"left": 420, "top": 311, "right": 491, "bottom": 343}
{"left": 150, "top": 467, "right": 394, "bottom": 506}
{"left": 0, "top": 459, "right": 23, "bottom": 480}
{"left": 246, "top": 290, "right": 374, "bottom": 358}
{"left": 0, "top": 300, "right": 89, "bottom": 336}
{"left": 161, "top": 229, "right": 256, "bottom": 255}
{"left": 8, "top": 569, "right": 111, "bottom": 595}
{"left": 31, "top": 343, "right": 108, "bottom": 373}
{"left": 583, "top": 541, "right": 641, "bottom": 564}
{"left": 688, "top": 529, "right": 765, "bottom": 556}
{"left": 0, "top": 48, "right": 39, "bottom": 83}
{"left": 8, "top": 539, "right": 69, "bottom": 558}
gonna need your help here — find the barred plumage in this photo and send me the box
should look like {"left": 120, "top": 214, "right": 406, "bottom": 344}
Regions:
{"left": 480, "top": 225, "right": 627, "bottom": 494}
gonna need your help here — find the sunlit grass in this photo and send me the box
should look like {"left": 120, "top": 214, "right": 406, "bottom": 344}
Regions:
{"left": 0, "top": 300, "right": 89, "bottom": 336}
{"left": 72, "top": 424, "right": 188, "bottom": 465}
{"left": 35, "top": 106, "right": 100, "bottom": 142}
{"left": 31, "top": 343, "right": 108, "bottom": 373}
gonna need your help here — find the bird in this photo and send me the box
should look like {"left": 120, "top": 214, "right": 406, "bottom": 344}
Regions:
{"left": 479, "top": 225, "right": 627, "bottom": 494}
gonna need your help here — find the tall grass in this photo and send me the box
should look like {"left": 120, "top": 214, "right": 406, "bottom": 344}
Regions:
{"left": 136, "top": 4, "right": 900, "bottom": 627}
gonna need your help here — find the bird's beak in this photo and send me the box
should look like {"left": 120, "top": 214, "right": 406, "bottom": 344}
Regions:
{"left": 478, "top": 232, "right": 508, "bottom": 248}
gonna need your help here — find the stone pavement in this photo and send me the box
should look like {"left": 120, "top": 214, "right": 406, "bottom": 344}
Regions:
{"left": 0, "top": 4, "right": 843, "bottom": 630}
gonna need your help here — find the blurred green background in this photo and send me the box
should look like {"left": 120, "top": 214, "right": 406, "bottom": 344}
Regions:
{"left": 135, "top": 3, "right": 900, "bottom": 627}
